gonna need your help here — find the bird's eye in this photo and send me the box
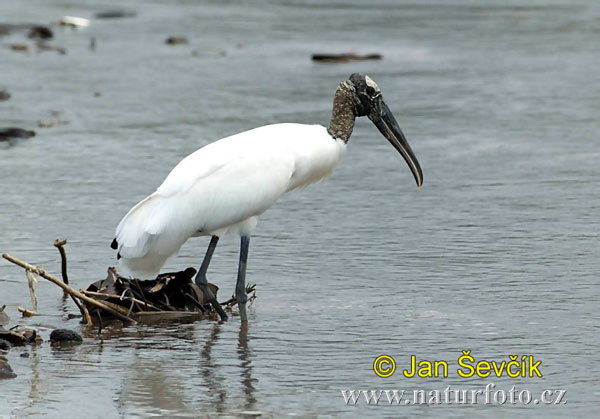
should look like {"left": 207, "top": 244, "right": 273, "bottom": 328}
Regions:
{"left": 366, "top": 86, "right": 375, "bottom": 96}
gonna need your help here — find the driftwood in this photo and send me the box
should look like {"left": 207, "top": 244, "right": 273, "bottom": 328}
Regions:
{"left": 26, "top": 270, "right": 38, "bottom": 310}
{"left": 51, "top": 239, "right": 92, "bottom": 325}
{"left": 311, "top": 53, "right": 383, "bottom": 63}
{"left": 17, "top": 307, "right": 36, "bottom": 317}
{"left": 0, "top": 329, "right": 27, "bottom": 345}
{"left": 2, "top": 253, "right": 137, "bottom": 324}
{"left": 0, "top": 326, "right": 39, "bottom": 345}
{"left": 2, "top": 240, "right": 256, "bottom": 326}
{"left": 53, "top": 239, "right": 69, "bottom": 285}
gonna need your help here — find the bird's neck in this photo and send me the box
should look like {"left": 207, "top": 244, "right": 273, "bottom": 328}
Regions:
{"left": 327, "top": 81, "right": 356, "bottom": 143}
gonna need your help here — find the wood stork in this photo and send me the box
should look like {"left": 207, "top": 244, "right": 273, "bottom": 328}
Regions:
{"left": 111, "top": 73, "right": 423, "bottom": 322}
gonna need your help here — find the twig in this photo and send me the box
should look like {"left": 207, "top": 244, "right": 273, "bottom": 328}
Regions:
{"left": 161, "top": 294, "right": 176, "bottom": 310}
{"left": 51, "top": 239, "right": 88, "bottom": 317}
{"left": 126, "top": 298, "right": 136, "bottom": 317}
{"left": 26, "top": 270, "right": 38, "bottom": 310}
{"left": 2, "top": 253, "right": 136, "bottom": 324}
{"left": 80, "top": 300, "right": 93, "bottom": 326}
{"left": 53, "top": 238, "right": 69, "bottom": 285}
{"left": 133, "top": 279, "right": 149, "bottom": 311}
{"left": 81, "top": 290, "right": 162, "bottom": 311}
{"left": 91, "top": 299, "right": 133, "bottom": 317}
{"left": 18, "top": 306, "right": 36, "bottom": 317}
{"left": 221, "top": 284, "right": 257, "bottom": 307}
{"left": 184, "top": 292, "right": 207, "bottom": 312}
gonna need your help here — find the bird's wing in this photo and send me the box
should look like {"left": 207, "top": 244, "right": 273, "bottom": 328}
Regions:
{"left": 114, "top": 128, "right": 297, "bottom": 265}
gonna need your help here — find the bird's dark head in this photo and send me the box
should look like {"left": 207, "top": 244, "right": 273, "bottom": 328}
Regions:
{"left": 348, "top": 73, "right": 381, "bottom": 117}
{"left": 338, "top": 73, "right": 423, "bottom": 187}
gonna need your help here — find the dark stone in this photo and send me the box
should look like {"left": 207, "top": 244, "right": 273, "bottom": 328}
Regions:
{"left": 166, "top": 36, "right": 188, "bottom": 45}
{"left": 20, "top": 352, "right": 30, "bottom": 358}
{"left": 0, "top": 339, "right": 11, "bottom": 351}
{"left": 0, "top": 127, "right": 36, "bottom": 140}
{"left": 94, "top": 11, "right": 136, "bottom": 19}
{"left": 50, "top": 329, "right": 83, "bottom": 344}
{"left": 0, "top": 356, "right": 17, "bottom": 379}
{"left": 28, "top": 25, "right": 53, "bottom": 40}
{"left": 0, "top": 90, "right": 10, "bottom": 101}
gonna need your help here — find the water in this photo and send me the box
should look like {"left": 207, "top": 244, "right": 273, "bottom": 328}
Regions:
{"left": 1, "top": 0, "right": 598, "bottom": 416}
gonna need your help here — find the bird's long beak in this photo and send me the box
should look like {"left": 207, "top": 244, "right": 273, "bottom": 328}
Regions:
{"left": 368, "top": 96, "right": 423, "bottom": 187}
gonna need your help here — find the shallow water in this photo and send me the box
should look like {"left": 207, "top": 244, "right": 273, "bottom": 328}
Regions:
{"left": 1, "top": 0, "right": 598, "bottom": 416}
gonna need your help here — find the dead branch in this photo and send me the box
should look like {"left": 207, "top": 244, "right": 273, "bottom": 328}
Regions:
{"left": 81, "top": 290, "right": 162, "bottom": 311}
{"left": 51, "top": 239, "right": 90, "bottom": 319}
{"left": 26, "top": 270, "right": 38, "bottom": 310}
{"left": 2, "top": 253, "right": 136, "bottom": 324}
{"left": 80, "top": 299, "right": 93, "bottom": 326}
{"left": 133, "top": 279, "right": 149, "bottom": 310}
{"left": 184, "top": 292, "right": 206, "bottom": 312}
{"left": 53, "top": 238, "right": 69, "bottom": 284}
{"left": 132, "top": 311, "right": 204, "bottom": 321}
{"left": 17, "top": 306, "right": 36, "bottom": 317}
{"left": 221, "top": 284, "right": 257, "bottom": 307}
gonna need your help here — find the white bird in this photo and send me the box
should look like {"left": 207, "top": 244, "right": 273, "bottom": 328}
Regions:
{"left": 111, "top": 73, "right": 423, "bottom": 322}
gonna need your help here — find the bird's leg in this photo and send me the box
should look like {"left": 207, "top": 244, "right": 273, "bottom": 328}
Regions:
{"left": 195, "top": 235, "right": 228, "bottom": 321}
{"left": 236, "top": 236, "right": 250, "bottom": 322}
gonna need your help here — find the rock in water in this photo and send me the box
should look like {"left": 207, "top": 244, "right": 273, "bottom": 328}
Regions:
{"left": 28, "top": 25, "right": 53, "bottom": 40}
{"left": 0, "top": 128, "right": 36, "bottom": 140}
{"left": 50, "top": 329, "right": 83, "bottom": 344}
{"left": 0, "top": 356, "right": 17, "bottom": 379}
{"left": 94, "top": 11, "right": 136, "bottom": 19}
{"left": 0, "top": 339, "right": 11, "bottom": 351}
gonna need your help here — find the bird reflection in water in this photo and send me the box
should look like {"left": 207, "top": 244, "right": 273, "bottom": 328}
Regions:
{"left": 199, "top": 321, "right": 258, "bottom": 414}
{"left": 199, "top": 322, "right": 227, "bottom": 413}
{"left": 237, "top": 323, "right": 257, "bottom": 410}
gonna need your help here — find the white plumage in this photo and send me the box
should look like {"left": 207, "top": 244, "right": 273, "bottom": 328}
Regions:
{"left": 114, "top": 123, "right": 346, "bottom": 278}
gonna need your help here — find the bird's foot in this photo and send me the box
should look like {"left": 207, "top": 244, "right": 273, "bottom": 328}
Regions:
{"left": 212, "top": 299, "right": 228, "bottom": 321}
{"left": 195, "top": 273, "right": 228, "bottom": 321}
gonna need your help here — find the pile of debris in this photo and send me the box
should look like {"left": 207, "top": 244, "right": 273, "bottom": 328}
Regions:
{"left": 1, "top": 239, "right": 255, "bottom": 326}
{"left": 81, "top": 266, "right": 254, "bottom": 323}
